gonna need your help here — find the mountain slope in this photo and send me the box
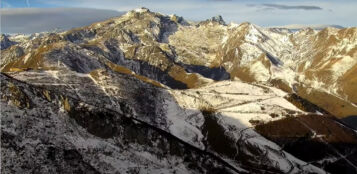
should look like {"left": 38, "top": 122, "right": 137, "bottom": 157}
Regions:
{"left": 1, "top": 71, "right": 330, "bottom": 173}
{"left": 1, "top": 7, "right": 357, "bottom": 174}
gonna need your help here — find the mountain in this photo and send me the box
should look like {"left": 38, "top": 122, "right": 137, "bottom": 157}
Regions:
{"left": 0, "top": 34, "right": 16, "bottom": 50}
{"left": 270, "top": 24, "right": 344, "bottom": 31}
{"left": 1, "top": 7, "right": 357, "bottom": 174}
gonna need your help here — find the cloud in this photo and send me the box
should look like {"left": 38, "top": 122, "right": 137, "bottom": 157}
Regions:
{"left": 0, "top": 8, "right": 123, "bottom": 34}
{"left": 248, "top": 3, "right": 323, "bottom": 11}
{"left": 260, "top": 3, "right": 323, "bottom": 10}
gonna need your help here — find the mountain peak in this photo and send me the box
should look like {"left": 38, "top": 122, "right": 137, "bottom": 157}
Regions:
{"left": 199, "top": 15, "right": 226, "bottom": 26}
{"left": 209, "top": 15, "right": 226, "bottom": 25}
{"left": 169, "top": 14, "right": 189, "bottom": 25}
{"left": 133, "top": 7, "right": 150, "bottom": 13}
{"left": 124, "top": 7, "right": 153, "bottom": 18}
{"left": 0, "top": 34, "right": 15, "bottom": 50}
{"left": 270, "top": 24, "right": 344, "bottom": 31}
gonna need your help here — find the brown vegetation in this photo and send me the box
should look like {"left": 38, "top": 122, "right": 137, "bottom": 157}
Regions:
{"left": 296, "top": 85, "right": 357, "bottom": 118}
{"left": 105, "top": 61, "right": 166, "bottom": 88}
{"left": 255, "top": 114, "right": 357, "bottom": 144}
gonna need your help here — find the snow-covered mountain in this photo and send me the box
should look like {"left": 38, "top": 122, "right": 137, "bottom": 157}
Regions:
{"left": 1, "top": 7, "right": 357, "bottom": 174}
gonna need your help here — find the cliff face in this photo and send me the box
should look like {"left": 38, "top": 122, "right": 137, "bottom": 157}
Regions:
{"left": 1, "top": 7, "right": 357, "bottom": 174}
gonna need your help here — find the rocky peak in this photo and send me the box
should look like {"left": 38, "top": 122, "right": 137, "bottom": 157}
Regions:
{"left": 198, "top": 15, "right": 226, "bottom": 26}
{"left": 124, "top": 7, "right": 155, "bottom": 18}
{"left": 0, "top": 34, "right": 15, "bottom": 50}
{"left": 209, "top": 15, "right": 226, "bottom": 25}
{"left": 133, "top": 7, "right": 151, "bottom": 13}
{"left": 296, "top": 27, "right": 315, "bottom": 35}
{"left": 170, "top": 14, "right": 189, "bottom": 25}
{"left": 212, "top": 15, "right": 226, "bottom": 25}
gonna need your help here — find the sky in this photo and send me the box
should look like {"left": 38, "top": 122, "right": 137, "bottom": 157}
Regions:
{"left": 1, "top": 0, "right": 357, "bottom": 34}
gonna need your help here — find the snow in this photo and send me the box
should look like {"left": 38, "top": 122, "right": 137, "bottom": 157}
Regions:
{"left": 134, "top": 8, "right": 150, "bottom": 13}
{"left": 222, "top": 112, "right": 274, "bottom": 127}
{"left": 271, "top": 66, "right": 297, "bottom": 87}
{"left": 228, "top": 22, "right": 239, "bottom": 29}
{"left": 171, "top": 80, "right": 305, "bottom": 128}
{"left": 330, "top": 56, "right": 356, "bottom": 80}
{"left": 163, "top": 97, "right": 205, "bottom": 149}
{"left": 250, "top": 60, "right": 270, "bottom": 82}
{"left": 23, "top": 53, "right": 31, "bottom": 63}
{"left": 221, "top": 35, "right": 229, "bottom": 44}
{"left": 260, "top": 97, "right": 302, "bottom": 112}
{"left": 239, "top": 43, "right": 263, "bottom": 65}
{"left": 45, "top": 70, "right": 60, "bottom": 79}
{"left": 167, "top": 80, "right": 323, "bottom": 172}
{"left": 217, "top": 113, "right": 326, "bottom": 174}
{"left": 245, "top": 25, "right": 260, "bottom": 43}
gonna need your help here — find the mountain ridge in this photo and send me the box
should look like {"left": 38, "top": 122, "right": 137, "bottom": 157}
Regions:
{"left": 270, "top": 24, "right": 345, "bottom": 31}
{"left": 2, "top": 7, "right": 356, "bottom": 117}
{"left": 1, "top": 7, "right": 357, "bottom": 173}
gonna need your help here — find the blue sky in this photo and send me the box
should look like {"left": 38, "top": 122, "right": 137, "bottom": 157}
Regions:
{"left": 1, "top": 0, "right": 356, "bottom": 33}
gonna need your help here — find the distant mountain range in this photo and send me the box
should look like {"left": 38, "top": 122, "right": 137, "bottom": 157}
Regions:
{"left": 270, "top": 24, "right": 344, "bottom": 31}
